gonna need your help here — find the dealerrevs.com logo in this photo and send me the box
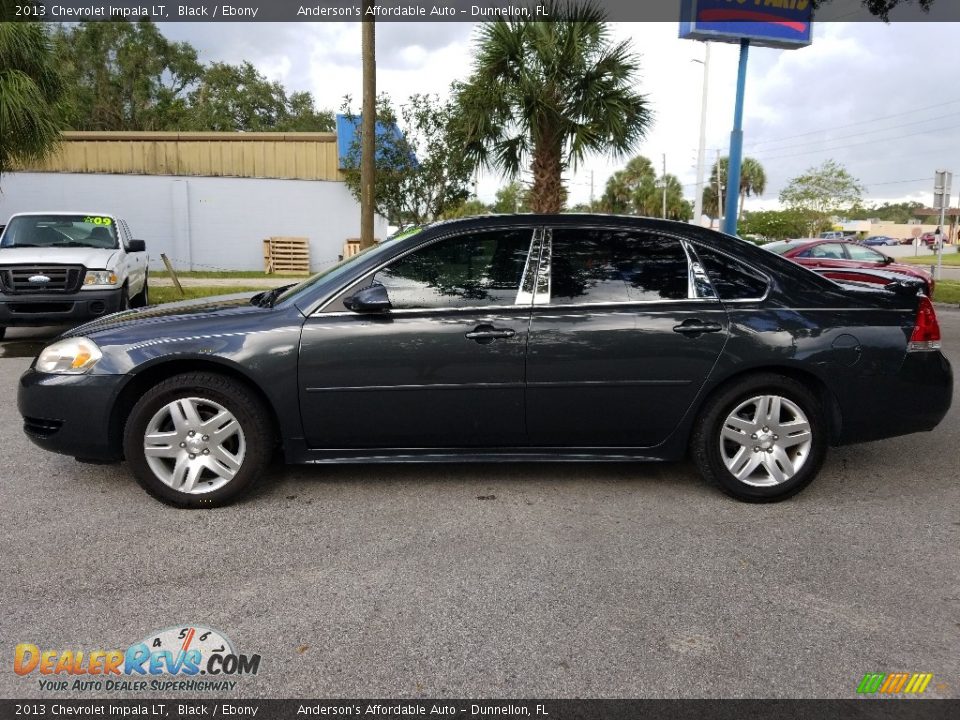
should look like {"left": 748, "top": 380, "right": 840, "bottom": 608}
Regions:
{"left": 14, "top": 626, "right": 261, "bottom": 692}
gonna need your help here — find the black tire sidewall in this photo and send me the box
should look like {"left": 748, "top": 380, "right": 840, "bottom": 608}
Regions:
{"left": 694, "top": 375, "right": 827, "bottom": 502}
{"left": 123, "top": 373, "right": 271, "bottom": 508}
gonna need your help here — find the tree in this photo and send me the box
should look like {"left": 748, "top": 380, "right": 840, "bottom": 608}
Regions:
{"left": 360, "top": 2, "right": 376, "bottom": 248}
{"left": 441, "top": 198, "right": 491, "bottom": 219}
{"left": 492, "top": 181, "right": 531, "bottom": 214}
{"left": 779, "top": 159, "right": 865, "bottom": 235}
{"left": 600, "top": 156, "right": 657, "bottom": 214}
{"left": 51, "top": 20, "right": 332, "bottom": 133}
{"left": 52, "top": 19, "right": 201, "bottom": 131}
{"left": 739, "top": 209, "right": 810, "bottom": 241}
{"left": 341, "top": 93, "right": 475, "bottom": 227}
{"left": 0, "top": 14, "right": 65, "bottom": 179}
{"left": 701, "top": 156, "right": 765, "bottom": 219}
{"left": 738, "top": 157, "right": 767, "bottom": 219}
{"left": 454, "top": 1, "right": 652, "bottom": 213}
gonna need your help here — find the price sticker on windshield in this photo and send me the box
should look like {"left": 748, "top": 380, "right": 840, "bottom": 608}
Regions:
{"left": 84, "top": 216, "right": 113, "bottom": 226}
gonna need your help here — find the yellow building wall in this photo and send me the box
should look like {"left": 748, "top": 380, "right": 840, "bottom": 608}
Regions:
{"left": 19, "top": 131, "right": 341, "bottom": 182}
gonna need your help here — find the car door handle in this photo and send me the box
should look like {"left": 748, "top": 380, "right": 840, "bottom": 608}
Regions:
{"left": 673, "top": 319, "right": 723, "bottom": 335}
{"left": 465, "top": 325, "right": 516, "bottom": 343}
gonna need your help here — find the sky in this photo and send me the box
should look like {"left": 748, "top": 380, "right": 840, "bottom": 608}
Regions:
{"left": 159, "top": 7, "right": 960, "bottom": 219}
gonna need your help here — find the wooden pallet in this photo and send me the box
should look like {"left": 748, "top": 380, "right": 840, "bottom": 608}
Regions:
{"left": 263, "top": 237, "right": 310, "bottom": 275}
{"left": 343, "top": 238, "right": 362, "bottom": 259}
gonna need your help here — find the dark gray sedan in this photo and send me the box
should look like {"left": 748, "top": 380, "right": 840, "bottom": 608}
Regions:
{"left": 17, "top": 215, "right": 952, "bottom": 507}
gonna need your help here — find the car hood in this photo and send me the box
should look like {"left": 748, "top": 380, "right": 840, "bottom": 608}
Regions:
{"left": 0, "top": 246, "right": 119, "bottom": 268}
{"left": 63, "top": 291, "right": 267, "bottom": 338}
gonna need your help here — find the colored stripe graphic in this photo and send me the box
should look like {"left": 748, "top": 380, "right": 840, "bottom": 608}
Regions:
{"left": 698, "top": 9, "right": 808, "bottom": 32}
{"left": 857, "top": 673, "right": 933, "bottom": 694}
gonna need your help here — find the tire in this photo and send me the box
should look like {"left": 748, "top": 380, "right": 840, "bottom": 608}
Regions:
{"left": 122, "top": 372, "right": 273, "bottom": 508}
{"left": 131, "top": 278, "right": 149, "bottom": 308}
{"left": 690, "top": 373, "right": 827, "bottom": 503}
{"left": 0, "top": 327, "right": 5, "bottom": 341}
{"left": 118, "top": 285, "right": 130, "bottom": 311}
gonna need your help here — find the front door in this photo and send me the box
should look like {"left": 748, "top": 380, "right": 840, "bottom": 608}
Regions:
{"left": 298, "top": 227, "right": 538, "bottom": 449}
{"left": 525, "top": 226, "right": 729, "bottom": 448}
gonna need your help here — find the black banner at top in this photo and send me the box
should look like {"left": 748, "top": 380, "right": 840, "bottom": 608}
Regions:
{"left": 3, "top": 0, "right": 959, "bottom": 23}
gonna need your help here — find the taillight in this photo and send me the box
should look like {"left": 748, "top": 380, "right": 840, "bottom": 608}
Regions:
{"left": 908, "top": 295, "right": 941, "bottom": 351}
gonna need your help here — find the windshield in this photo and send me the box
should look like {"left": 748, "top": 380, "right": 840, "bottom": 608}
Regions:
{"left": 274, "top": 226, "right": 424, "bottom": 305}
{"left": 0, "top": 214, "right": 119, "bottom": 249}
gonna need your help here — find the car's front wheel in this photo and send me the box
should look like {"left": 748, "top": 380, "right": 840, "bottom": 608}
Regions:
{"left": 691, "top": 374, "right": 827, "bottom": 502}
{"left": 0, "top": 326, "right": 5, "bottom": 341}
{"left": 123, "top": 372, "right": 273, "bottom": 507}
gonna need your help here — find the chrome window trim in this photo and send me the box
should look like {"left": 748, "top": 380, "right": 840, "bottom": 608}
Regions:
{"left": 309, "top": 225, "right": 541, "bottom": 316}
{"left": 685, "top": 239, "right": 771, "bottom": 304}
{"left": 515, "top": 228, "right": 543, "bottom": 305}
{"left": 681, "top": 240, "right": 718, "bottom": 300}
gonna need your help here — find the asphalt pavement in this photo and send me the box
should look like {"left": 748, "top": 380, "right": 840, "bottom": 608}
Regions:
{"left": 1, "top": 314, "right": 958, "bottom": 700}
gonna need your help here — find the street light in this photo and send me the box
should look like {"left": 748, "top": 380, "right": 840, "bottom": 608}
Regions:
{"left": 691, "top": 43, "right": 711, "bottom": 226}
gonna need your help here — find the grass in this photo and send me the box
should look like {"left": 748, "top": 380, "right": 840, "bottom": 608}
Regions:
{"left": 898, "top": 253, "right": 960, "bottom": 266}
{"left": 149, "top": 270, "right": 306, "bottom": 279}
{"left": 933, "top": 280, "right": 960, "bottom": 304}
{"left": 150, "top": 285, "right": 263, "bottom": 305}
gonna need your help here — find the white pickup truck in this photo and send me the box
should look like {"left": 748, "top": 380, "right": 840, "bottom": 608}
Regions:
{"left": 0, "top": 212, "right": 149, "bottom": 340}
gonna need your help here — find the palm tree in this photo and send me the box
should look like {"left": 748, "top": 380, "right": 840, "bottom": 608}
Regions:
{"left": 454, "top": 1, "right": 652, "bottom": 213}
{"left": 738, "top": 157, "right": 767, "bottom": 219}
{"left": 360, "top": 1, "right": 376, "bottom": 248}
{"left": 703, "top": 156, "right": 766, "bottom": 219}
{"left": 601, "top": 155, "right": 656, "bottom": 214}
{"left": 0, "top": 17, "right": 65, "bottom": 180}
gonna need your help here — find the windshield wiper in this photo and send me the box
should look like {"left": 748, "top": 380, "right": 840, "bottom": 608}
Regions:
{"left": 252, "top": 284, "right": 295, "bottom": 307}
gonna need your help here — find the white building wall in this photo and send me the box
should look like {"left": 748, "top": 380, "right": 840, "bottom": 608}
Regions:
{"left": 0, "top": 172, "right": 388, "bottom": 272}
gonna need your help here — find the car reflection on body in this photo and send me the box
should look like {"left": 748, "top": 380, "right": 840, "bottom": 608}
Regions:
{"left": 764, "top": 238, "right": 934, "bottom": 295}
{"left": 17, "top": 216, "right": 952, "bottom": 507}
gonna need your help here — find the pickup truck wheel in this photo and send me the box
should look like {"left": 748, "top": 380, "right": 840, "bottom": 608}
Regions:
{"left": 123, "top": 372, "right": 272, "bottom": 508}
{"left": 131, "top": 279, "right": 149, "bottom": 308}
{"left": 0, "top": 327, "right": 6, "bottom": 341}
{"left": 118, "top": 285, "right": 130, "bottom": 311}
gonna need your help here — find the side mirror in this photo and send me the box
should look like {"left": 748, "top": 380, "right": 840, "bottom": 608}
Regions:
{"left": 344, "top": 284, "right": 391, "bottom": 313}
{"left": 128, "top": 239, "right": 146, "bottom": 252}
{"left": 882, "top": 255, "right": 894, "bottom": 265}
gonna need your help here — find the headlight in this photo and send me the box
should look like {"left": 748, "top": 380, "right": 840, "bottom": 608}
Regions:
{"left": 36, "top": 337, "right": 103, "bottom": 375}
{"left": 83, "top": 270, "right": 119, "bottom": 287}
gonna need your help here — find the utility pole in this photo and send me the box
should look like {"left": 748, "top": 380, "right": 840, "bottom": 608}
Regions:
{"left": 360, "top": 1, "right": 376, "bottom": 248}
{"left": 692, "top": 42, "right": 710, "bottom": 226}
{"left": 662, "top": 153, "right": 667, "bottom": 219}
{"left": 722, "top": 38, "right": 750, "bottom": 236}
{"left": 590, "top": 170, "right": 595, "bottom": 211}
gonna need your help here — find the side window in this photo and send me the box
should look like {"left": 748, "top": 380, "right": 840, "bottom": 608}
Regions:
{"left": 548, "top": 228, "right": 689, "bottom": 304}
{"left": 372, "top": 229, "right": 532, "bottom": 310}
{"left": 800, "top": 243, "right": 844, "bottom": 259}
{"left": 692, "top": 245, "right": 769, "bottom": 301}
{"left": 845, "top": 244, "right": 884, "bottom": 262}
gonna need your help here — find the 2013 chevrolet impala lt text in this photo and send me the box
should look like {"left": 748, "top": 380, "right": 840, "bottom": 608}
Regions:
{"left": 16, "top": 216, "right": 953, "bottom": 507}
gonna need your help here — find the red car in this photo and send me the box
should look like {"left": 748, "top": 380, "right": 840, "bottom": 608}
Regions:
{"left": 764, "top": 239, "right": 934, "bottom": 294}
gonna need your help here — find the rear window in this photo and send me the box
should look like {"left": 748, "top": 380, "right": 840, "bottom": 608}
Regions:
{"left": 693, "top": 245, "right": 769, "bottom": 301}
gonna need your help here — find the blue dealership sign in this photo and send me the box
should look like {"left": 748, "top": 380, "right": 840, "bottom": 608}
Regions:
{"left": 679, "top": 0, "right": 812, "bottom": 49}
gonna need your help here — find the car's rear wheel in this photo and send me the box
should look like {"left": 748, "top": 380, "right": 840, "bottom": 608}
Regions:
{"left": 0, "top": 327, "right": 5, "bottom": 341}
{"left": 122, "top": 372, "right": 273, "bottom": 507}
{"left": 691, "top": 374, "right": 827, "bottom": 502}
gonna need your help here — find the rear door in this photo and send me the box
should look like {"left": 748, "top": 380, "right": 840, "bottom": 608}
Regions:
{"left": 298, "top": 227, "right": 538, "bottom": 449}
{"left": 525, "top": 225, "right": 729, "bottom": 448}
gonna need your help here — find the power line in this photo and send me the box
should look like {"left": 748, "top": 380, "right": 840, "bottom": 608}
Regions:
{"left": 744, "top": 97, "right": 960, "bottom": 150}
{"left": 744, "top": 110, "right": 960, "bottom": 156}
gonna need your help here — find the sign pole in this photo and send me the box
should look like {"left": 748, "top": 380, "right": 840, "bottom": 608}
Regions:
{"left": 722, "top": 39, "right": 749, "bottom": 236}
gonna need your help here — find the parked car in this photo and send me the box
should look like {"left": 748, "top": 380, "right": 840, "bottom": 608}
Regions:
{"left": 862, "top": 235, "right": 898, "bottom": 246}
{"left": 918, "top": 231, "right": 945, "bottom": 248}
{"left": 0, "top": 212, "right": 149, "bottom": 340}
{"left": 18, "top": 216, "right": 952, "bottom": 507}
{"left": 764, "top": 239, "right": 934, "bottom": 294}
